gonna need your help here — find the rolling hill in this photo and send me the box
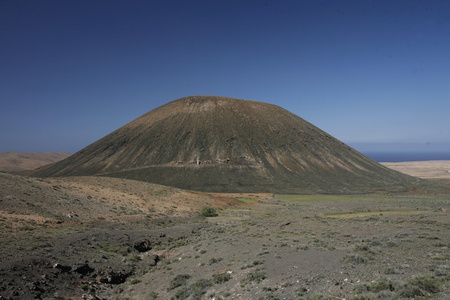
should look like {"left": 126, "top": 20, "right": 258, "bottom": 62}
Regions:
{"left": 32, "top": 95, "right": 423, "bottom": 194}
{"left": 0, "top": 152, "right": 71, "bottom": 173}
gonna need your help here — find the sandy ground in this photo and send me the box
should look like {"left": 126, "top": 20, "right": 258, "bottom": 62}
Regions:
{"left": 381, "top": 160, "right": 450, "bottom": 179}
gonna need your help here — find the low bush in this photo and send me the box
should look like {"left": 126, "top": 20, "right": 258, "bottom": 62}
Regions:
{"left": 213, "top": 273, "right": 231, "bottom": 284}
{"left": 367, "top": 278, "right": 395, "bottom": 293}
{"left": 240, "top": 270, "right": 266, "bottom": 287}
{"left": 352, "top": 274, "right": 441, "bottom": 299}
{"left": 200, "top": 207, "right": 218, "bottom": 217}
{"left": 208, "top": 257, "right": 222, "bottom": 265}
{"left": 167, "top": 274, "right": 191, "bottom": 291}
{"left": 407, "top": 275, "right": 440, "bottom": 293}
{"left": 170, "top": 278, "right": 212, "bottom": 300}
{"left": 190, "top": 278, "right": 212, "bottom": 298}
{"left": 171, "top": 287, "right": 189, "bottom": 300}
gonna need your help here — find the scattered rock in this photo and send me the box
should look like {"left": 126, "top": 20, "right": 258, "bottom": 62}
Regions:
{"left": 98, "top": 270, "right": 131, "bottom": 284}
{"left": 53, "top": 263, "right": 71, "bottom": 273}
{"left": 148, "top": 254, "right": 159, "bottom": 266}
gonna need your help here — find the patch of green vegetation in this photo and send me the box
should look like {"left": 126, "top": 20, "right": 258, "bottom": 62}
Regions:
{"left": 189, "top": 278, "right": 212, "bottom": 298}
{"left": 213, "top": 273, "right": 231, "bottom": 284}
{"left": 128, "top": 255, "right": 141, "bottom": 264}
{"left": 167, "top": 274, "right": 191, "bottom": 291}
{"left": 98, "top": 241, "right": 129, "bottom": 256}
{"left": 343, "top": 254, "right": 367, "bottom": 265}
{"left": 354, "top": 244, "right": 375, "bottom": 254}
{"left": 240, "top": 270, "right": 266, "bottom": 287}
{"left": 171, "top": 287, "right": 189, "bottom": 300}
{"left": 352, "top": 275, "right": 441, "bottom": 299}
{"left": 200, "top": 207, "right": 218, "bottom": 217}
{"left": 325, "top": 210, "right": 424, "bottom": 218}
{"left": 277, "top": 195, "right": 363, "bottom": 202}
{"left": 383, "top": 266, "right": 399, "bottom": 274}
{"left": 237, "top": 197, "right": 257, "bottom": 203}
{"left": 130, "top": 278, "right": 141, "bottom": 284}
{"left": 241, "top": 259, "right": 265, "bottom": 269}
{"left": 221, "top": 291, "right": 231, "bottom": 297}
{"left": 351, "top": 296, "right": 374, "bottom": 300}
{"left": 208, "top": 257, "right": 222, "bottom": 265}
{"left": 155, "top": 189, "right": 168, "bottom": 196}
{"left": 307, "top": 294, "right": 327, "bottom": 300}
{"left": 367, "top": 278, "right": 395, "bottom": 293}
{"left": 407, "top": 275, "right": 440, "bottom": 293}
{"left": 169, "top": 278, "right": 212, "bottom": 300}
{"left": 262, "top": 286, "right": 278, "bottom": 292}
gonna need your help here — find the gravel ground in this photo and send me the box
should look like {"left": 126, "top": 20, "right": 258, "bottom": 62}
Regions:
{"left": 0, "top": 172, "right": 449, "bottom": 299}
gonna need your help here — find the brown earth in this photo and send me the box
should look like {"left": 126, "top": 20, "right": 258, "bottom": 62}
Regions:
{"left": 0, "top": 171, "right": 449, "bottom": 299}
{"left": 0, "top": 152, "right": 72, "bottom": 173}
{"left": 0, "top": 172, "right": 242, "bottom": 233}
{"left": 31, "top": 96, "right": 425, "bottom": 194}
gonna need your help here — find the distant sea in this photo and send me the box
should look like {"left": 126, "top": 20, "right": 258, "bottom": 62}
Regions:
{"left": 362, "top": 152, "right": 450, "bottom": 163}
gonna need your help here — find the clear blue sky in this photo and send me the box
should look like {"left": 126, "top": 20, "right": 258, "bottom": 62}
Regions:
{"left": 1, "top": 0, "right": 449, "bottom": 154}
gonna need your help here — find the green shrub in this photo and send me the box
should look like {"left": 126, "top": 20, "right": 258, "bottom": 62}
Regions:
{"left": 208, "top": 257, "right": 222, "bottom": 265}
{"left": 383, "top": 266, "right": 398, "bottom": 274}
{"left": 190, "top": 278, "right": 212, "bottom": 298}
{"left": 352, "top": 284, "right": 369, "bottom": 294}
{"left": 130, "top": 278, "right": 141, "bottom": 284}
{"left": 367, "top": 278, "right": 395, "bottom": 293}
{"left": 343, "top": 254, "right": 366, "bottom": 264}
{"left": 407, "top": 275, "right": 440, "bottom": 293}
{"left": 240, "top": 270, "right": 266, "bottom": 287}
{"left": 241, "top": 259, "right": 265, "bottom": 269}
{"left": 397, "top": 285, "right": 423, "bottom": 298}
{"left": 171, "top": 287, "right": 190, "bottom": 300}
{"left": 200, "top": 207, "right": 218, "bottom": 217}
{"left": 213, "top": 273, "right": 231, "bottom": 284}
{"left": 169, "top": 278, "right": 212, "bottom": 300}
{"left": 147, "top": 291, "right": 158, "bottom": 299}
{"left": 129, "top": 255, "right": 141, "bottom": 263}
{"left": 168, "top": 274, "right": 191, "bottom": 291}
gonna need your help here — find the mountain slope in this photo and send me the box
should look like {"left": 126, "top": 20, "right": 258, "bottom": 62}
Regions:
{"left": 32, "top": 95, "right": 423, "bottom": 193}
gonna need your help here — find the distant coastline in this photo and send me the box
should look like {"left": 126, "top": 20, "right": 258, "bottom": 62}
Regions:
{"left": 363, "top": 151, "right": 450, "bottom": 163}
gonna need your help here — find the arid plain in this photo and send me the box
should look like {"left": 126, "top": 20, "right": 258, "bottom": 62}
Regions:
{"left": 0, "top": 156, "right": 449, "bottom": 299}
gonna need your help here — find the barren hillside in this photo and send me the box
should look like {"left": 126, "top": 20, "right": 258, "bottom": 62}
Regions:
{"left": 0, "top": 172, "right": 241, "bottom": 231}
{"left": 1, "top": 172, "right": 448, "bottom": 299}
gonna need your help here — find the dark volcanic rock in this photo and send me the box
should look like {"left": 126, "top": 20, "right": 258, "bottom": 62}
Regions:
{"left": 74, "top": 263, "right": 95, "bottom": 276}
{"left": 134, "top": 240, "right": 153, "bottom": 252}
{"left": 98, "top": 270, "right": 132, "bottom": 284}
{"left": 32, "top": 95, "right": 423, "bottom": 193}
